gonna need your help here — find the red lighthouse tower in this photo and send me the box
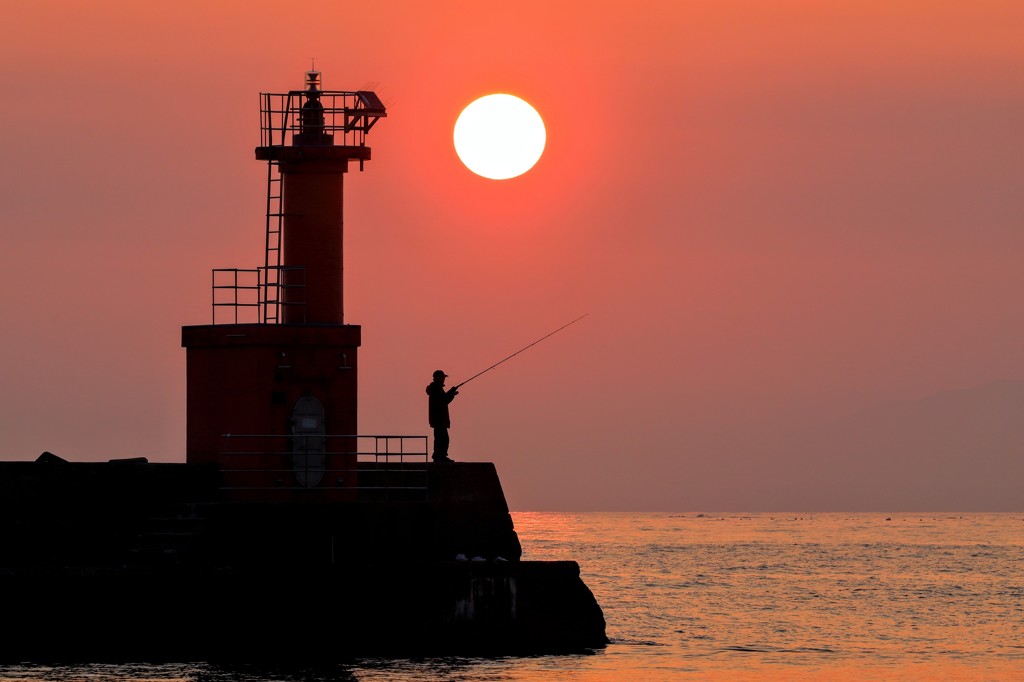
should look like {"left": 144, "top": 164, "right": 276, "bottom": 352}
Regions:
{"left": 181, "top": 71, "right": 388, "bottom": 499}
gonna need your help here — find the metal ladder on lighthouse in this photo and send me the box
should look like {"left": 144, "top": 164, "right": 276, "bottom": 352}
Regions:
{"left": 262, "top": 157, "right": 283, "bottom": 324}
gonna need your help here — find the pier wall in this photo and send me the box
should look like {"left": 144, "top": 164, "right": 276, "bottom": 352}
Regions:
{"left": 0, "top": 459, "right": 606, "bottom": 659}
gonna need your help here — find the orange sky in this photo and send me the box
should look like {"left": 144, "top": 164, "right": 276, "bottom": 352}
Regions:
{"left": 1, "top": 1, "right": 1022, "bottom": 510}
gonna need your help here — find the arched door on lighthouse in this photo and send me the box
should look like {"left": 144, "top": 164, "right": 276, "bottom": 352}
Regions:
{"left": 291, "top": 395, "right": 325, "bottom": 487}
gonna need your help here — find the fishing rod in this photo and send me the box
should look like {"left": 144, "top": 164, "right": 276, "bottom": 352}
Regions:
{"left": 453, "top": 314, "right": 589, "bottom": 389}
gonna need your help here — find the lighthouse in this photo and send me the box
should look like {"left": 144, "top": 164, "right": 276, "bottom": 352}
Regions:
{"left": 181, "top": 70, "right": 388, "bottom": 499}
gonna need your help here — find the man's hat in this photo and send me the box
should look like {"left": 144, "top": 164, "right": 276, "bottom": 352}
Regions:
{"left": 433, "top": 370, "right": 448, "bottom": 379}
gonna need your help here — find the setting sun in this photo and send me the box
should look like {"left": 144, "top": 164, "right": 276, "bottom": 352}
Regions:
{"left": 453, "top": 94, "right": 546, "bottom": 180}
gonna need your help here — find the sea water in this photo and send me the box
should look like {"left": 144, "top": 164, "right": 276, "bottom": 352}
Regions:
{"left": 1, "top": 512, "right": 1021, "bottom": 681}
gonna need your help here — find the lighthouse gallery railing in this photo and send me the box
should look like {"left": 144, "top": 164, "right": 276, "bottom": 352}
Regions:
{"left": 210, "top": 266, "right": 306, "bottom": 325}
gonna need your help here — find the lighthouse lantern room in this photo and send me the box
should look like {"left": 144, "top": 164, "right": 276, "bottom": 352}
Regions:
{"left": 181, "top": 71, "right": 391, "bottom": 500}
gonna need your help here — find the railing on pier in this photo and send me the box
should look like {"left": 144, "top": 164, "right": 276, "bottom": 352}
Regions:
{"left": 219, "top": 434, "right": 429, "bottom": 499}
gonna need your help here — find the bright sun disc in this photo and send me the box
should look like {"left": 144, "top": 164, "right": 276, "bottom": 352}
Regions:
{"left": 454, "top": 94, "right": 546, "bottom": 180}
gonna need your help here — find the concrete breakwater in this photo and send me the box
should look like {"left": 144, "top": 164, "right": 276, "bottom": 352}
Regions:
{"left": 0, "top": 457, "right": 607, "bottom": 660}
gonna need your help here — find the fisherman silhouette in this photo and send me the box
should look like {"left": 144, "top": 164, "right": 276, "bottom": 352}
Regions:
{"left": 426, "top": 370, "right": 458, "bottom": 463}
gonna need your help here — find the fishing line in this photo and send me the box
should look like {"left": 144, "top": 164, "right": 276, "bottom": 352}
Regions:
{"left": 454, "top": 314, "right": 589, "bottom": 389}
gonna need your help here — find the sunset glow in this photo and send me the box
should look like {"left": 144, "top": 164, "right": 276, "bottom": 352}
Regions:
{"left": 1, "top": 1, "right": 1021, "bottom": 514}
